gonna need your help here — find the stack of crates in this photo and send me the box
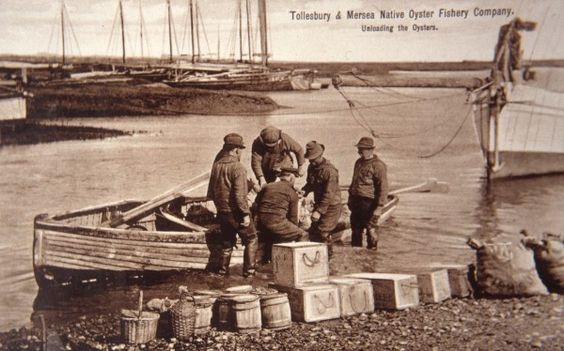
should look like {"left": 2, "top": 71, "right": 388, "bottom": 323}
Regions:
{"left": 270, "top": 242, "right": 375, "bottom": 322}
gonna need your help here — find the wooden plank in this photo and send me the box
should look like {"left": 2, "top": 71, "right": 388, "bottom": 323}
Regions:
{"left": 37, "top": 223, "right": 209, "bottom": 244}
{"left": 339, "top": 178, "right": 449, "bottom": 195}
{"left": 45, "top": 241, "right": 213, "bottom": 261}
{"left": 156, "top": 208, "right": 209, "bottom": 232}
{"left": 45, "top": 245, "right": 212, "bottom": 267}
{"left": 43, "top": 229, "right": 243, "bottom": 257}
{"left": 45, "top": 249, "right": 190, "bottom": 270}
{"left": 107, "top": 171, "right": 210, "bottom": 227}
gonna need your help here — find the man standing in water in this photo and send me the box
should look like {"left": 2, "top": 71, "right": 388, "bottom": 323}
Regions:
{"left": 302, "top": 141, "right": 342, "bottom": 257}
{"left": 206, "top": 133, "right": 258, "bottom": 277}
{"left": 255, "top": 167, "right": 309, "bottom": 262}
{"left": 251, "top": 126, "right": 306, "bottom": 187}
{"left": 348, "top": 137, "right": 388, "bottom": 250}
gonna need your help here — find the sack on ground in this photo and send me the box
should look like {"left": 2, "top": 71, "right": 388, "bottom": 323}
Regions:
{"left": 522, "top": 233, "right": 564, "bottom": 294}
{"left": 467, "top": 238, "right": 548, "bottom": 297}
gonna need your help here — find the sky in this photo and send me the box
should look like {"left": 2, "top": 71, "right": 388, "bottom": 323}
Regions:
{"left": 0, "top": 0, "right": 562, "bottom": 62}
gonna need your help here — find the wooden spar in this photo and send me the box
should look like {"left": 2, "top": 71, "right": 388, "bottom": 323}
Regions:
{"left": 167, "top": 0, "right": 173, "bottom": 63}
{"left": 139, "top": 0, "right": 144, "bottom": 57}
{"left": 245, "top": 0, "right": 253, "bottom": 62}
{"left": 238, "top": 0, "right": 243, "bottom": 62}
{"left": 119, "top": 0, "right": 126, "bottom": 64}
{"left": 195, "top": 0, "right": 201, "bottom": 61}
{"left": 189, "top": 0, "right": 195, "bottom": 64}
{"left": 106, "top": 171, "right": 210, "bottom": 227}
{"left": 257, "top": 0, "right": 268, "bottom": 66}
{"left": 61, "top": 2, "right": 66, "bottom": 65}
{"left": 339, "top": 178, "right": 449, "bottom": 195}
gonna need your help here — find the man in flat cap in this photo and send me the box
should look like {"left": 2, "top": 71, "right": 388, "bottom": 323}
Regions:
{"left": 251, "top": 126, "right": 306, "bottom": 188}
{"left": 206, "top": 133, "right": 258, "bottom": 277}
{"left": 255, "top": 167, "right": 309, "bottom": 263}
{"left": 348, "top": 137, "right": 388, "bottom": 250}
{"left": 302, "top": 141, "right": 342, "bottom": 257}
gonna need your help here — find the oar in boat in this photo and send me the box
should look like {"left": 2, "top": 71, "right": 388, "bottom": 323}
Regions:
{"left": 339, "top": 177, "right": 449, "bottom": 195}
{"left": 106, "top": 171, "right": 210, "bottom": 228}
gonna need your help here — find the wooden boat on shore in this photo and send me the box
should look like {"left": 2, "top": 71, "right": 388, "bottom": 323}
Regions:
{"left": 32, "top": 194, "right": 399, "bottom": 288}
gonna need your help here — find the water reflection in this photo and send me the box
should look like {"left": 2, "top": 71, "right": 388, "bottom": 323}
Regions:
{"left": 474, "top": 174, "right": 564, "bottom": 242}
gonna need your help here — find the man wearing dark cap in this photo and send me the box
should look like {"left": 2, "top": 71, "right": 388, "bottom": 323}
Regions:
{"left": 348, "top": 136, "right": 388, "bottom": 250}
{"left": 206, "top": 133, "right": 258, "bottom": 277}
{"left": 255, "top": 167, "right": 308, "bottom": 262}
{"left": 251, "top": 126, "right": 306, "bottom": 187}
{"left": 302, "top": 141, "right": 342, "bottom": 257}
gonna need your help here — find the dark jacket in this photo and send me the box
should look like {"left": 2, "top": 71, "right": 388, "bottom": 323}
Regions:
{"left": 251, "top": 132, "right": 305, "bottom": 180}
{"left": 207, "top": 153, "right": 250, "bottom": 215}
{"left": 256, "top": 180, "right": 299, "bottom": 225}
{"left": 302, "top": 158, "right": 341, "bottom": 215}
{"left": 349, "top": 156, "right": 388, "bottom": 206}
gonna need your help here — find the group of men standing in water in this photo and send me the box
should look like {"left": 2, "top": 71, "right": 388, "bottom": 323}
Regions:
{"left": 205, "top": 126, "right": 388, "bottom": 277}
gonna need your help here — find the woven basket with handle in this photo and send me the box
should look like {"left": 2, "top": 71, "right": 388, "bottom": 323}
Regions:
{"left": 169, "top": 293, "right": 197, "bottom": 340}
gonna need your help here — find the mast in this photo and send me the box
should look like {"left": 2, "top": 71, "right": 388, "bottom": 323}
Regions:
{"left": 61, "top": 1, "right": 65, "bottom": 65}
{"left": 119, "top": 0, "right": 126, "bottom": 64}
{"left": 139, "top": 0, "right": 144, "bottom": 57}
{"left": 189, "top": 0, "right": 195, "bottom": 64}
{"left": 238, "top": 0, "right": 243, "bottom": 62}
{"left": 245, "top": 0, "right": 252, "bottom": 62}
{"left": 217, "top": 24, "right": 220, "bottom": 63}
{"left": 257, "top": 0, "right": 268, "bottom": 66}
{"left": 167, "top": 0, "right": 173, "bottom": 63}
{"left": 195, "top": 0, "right": 200, "bottom": 61}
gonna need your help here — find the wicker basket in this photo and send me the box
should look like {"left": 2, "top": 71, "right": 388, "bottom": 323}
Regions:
{"left": 169, "top": 294, "right": 197, "bottom": 341}
{"left": 120, "top": 310, "right": 159, "bottom": 344}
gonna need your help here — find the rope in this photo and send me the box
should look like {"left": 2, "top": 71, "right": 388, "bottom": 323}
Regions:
{"left": 419, "top": 104, "right": 473, "bottom": 158}
{"left": 334, "top": 81, "right": 474, "bottom": 158}
{"left": 349, "top": 72, "right": 422, "bottom": 100}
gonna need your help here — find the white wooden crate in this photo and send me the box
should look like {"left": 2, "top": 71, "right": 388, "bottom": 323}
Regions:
{"left": 272, "top": 242, "right": 329, "bottom": 288}
{"left": 270, "top": 283, "right": 340, "bottom": 323}
{"left": 329, "top": 277, "right": 375, "bottom": 316}
{"left": 345, "top": 273, "right": 419, "bottom": 310}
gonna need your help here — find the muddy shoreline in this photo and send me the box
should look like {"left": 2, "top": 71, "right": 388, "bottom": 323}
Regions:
{"left": 0, "top": 122, "right": 132, "bottom": 146}
{"left": 2, "top": 291, "right": 561, "bottom": 350}
{"left": 27, "top": 82, "right": 279, "bottom": 118}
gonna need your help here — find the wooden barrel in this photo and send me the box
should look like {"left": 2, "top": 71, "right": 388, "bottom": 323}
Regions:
{"left": 194, "top": 290, "right": 222, "bottom": 327}
{"left": 231, "top": 294, "right": 262, "bottom": 334}
{"left": 260, "top": 293, "right": 292, "bottom": 330}
{"left": 225, "top": 285, "right": 253, "bottom": 294}
{"left": 216, "top": 293, "right": 240, "bottom": 331}
{"left": 193, "top": 296, "right": 213, "bottom": 335}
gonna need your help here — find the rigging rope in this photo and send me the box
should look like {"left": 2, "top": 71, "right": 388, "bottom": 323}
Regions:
{"left": 333, "top": 82, "right": 473, "bottom": 158}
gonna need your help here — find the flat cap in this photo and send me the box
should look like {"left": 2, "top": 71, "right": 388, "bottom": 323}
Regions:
{"left": 223, "top": 133, "right": 246, "bottom": 148}
{"left": 260, "top": 126, "right": 281, "bottom": 147}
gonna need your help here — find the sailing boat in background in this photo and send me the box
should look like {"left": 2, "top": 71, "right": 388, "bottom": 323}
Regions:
{"left": 165, "top": 0, "right": 321, "bottom": 91}
{"left": 471, "top": 18, "right": 564, "bottom": 179}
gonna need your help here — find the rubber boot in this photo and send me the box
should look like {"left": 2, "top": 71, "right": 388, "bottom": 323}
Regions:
{"left": 243, "top": 236, "right": 258, "bottom": 277}
{"left": 205, "top": 245, "right": 220, "bottom": 273}
{"left": 218, "top": 247, "right": 233, "bottom": 275}
{"left": 319, "top": 231, "right": 334, "bottom": 258}
{"left": 367, "top": 227, "right": 379, "bottom": 251}
{"left": 351, "top": 228, "right": 363, "bottom": 247}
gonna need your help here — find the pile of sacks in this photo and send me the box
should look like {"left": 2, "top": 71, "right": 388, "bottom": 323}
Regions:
{"left": 467, "top": 231, "right": 563, "bottom": 297}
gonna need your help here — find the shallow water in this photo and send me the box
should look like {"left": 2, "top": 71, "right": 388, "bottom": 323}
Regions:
{"left": 0, "top": 86, "right": 562, "bottom": 331}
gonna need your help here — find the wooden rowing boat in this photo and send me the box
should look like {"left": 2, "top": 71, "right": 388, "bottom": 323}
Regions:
{"left": 32, "top": 195, "right": 399, "bottom": 288}
{"left": 32, "top": 196, "right": 237, "bottom": 288}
